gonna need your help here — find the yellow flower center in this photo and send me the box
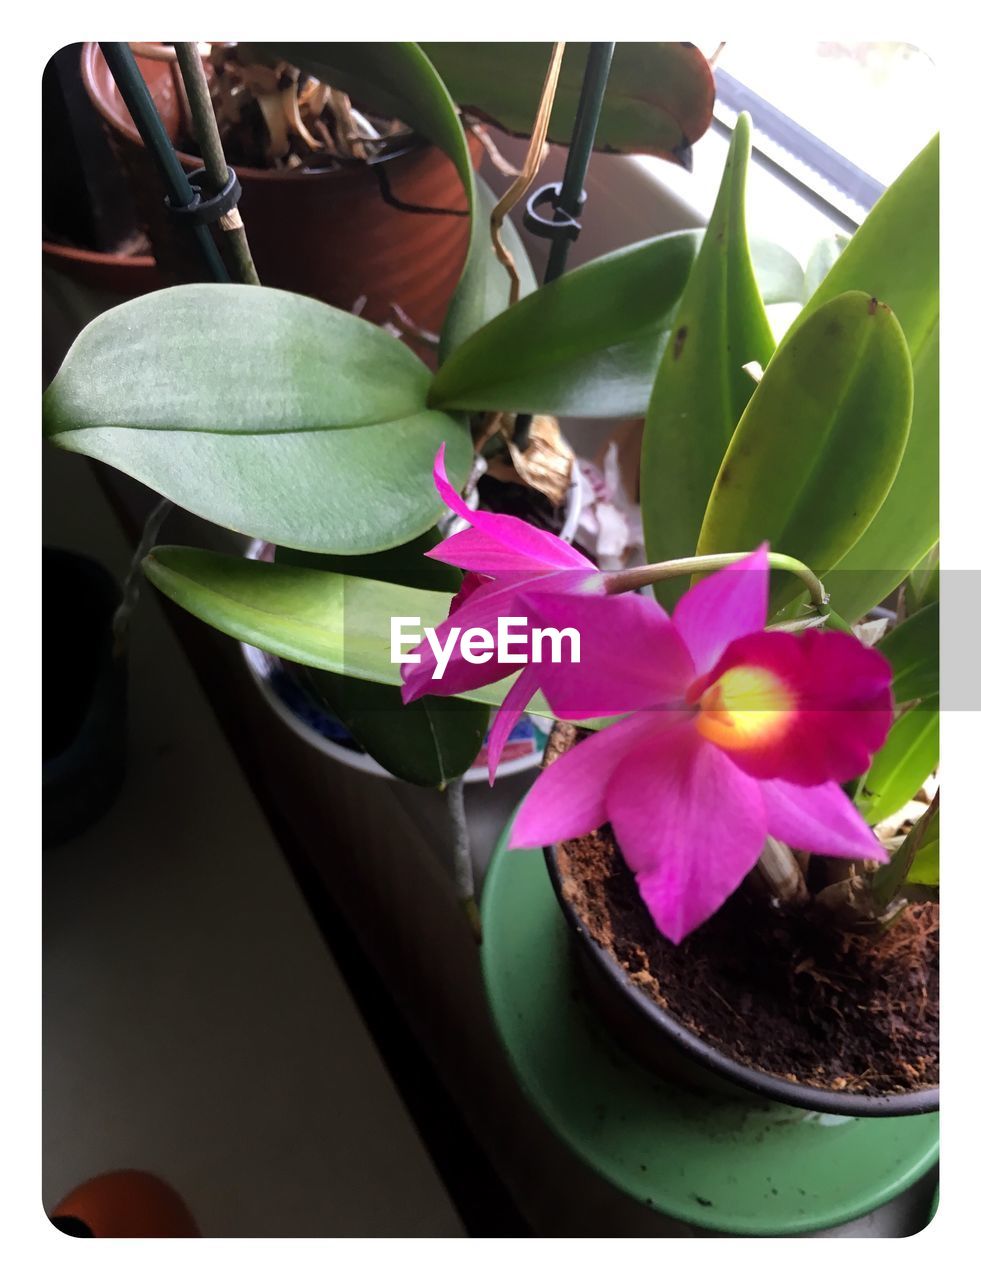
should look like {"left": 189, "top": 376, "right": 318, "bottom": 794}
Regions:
{"left": 694, "top": 664, "right": 795, "bottom": 752}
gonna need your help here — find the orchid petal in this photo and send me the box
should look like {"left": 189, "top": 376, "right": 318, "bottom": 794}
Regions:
{"left": 430, "top": 444, "right": 592, "bottom": 572}
{"left": 694, "top": 628, "right": 893, "bottom": 785}
{"left": 606, "top": 724, "right": 767, "bottom": 943}
{"left": 401, "top": 577, "right": 524, "bottom": 701}
{"left": 402, "top": 565, "right": 599, "bottom": 703}
{"left": 485, "top": 665, "right": 541, "bottom": 785}
{"left": 511, "top": 711, "right": 684, "bottom": 848}
{"left": 448, "top": 571, "right": 492, "bottom": 614}
{"left": 519, "top": 588, "right": 694, "bottom": 719}
{"left": 671, "top": 544, "right": 770, "bottom": 673}
{"left": 427, "top": 523, "right": 592, "bottom": 574}
{"left": 759, "top": 778, "right": 886, "bottom": 861}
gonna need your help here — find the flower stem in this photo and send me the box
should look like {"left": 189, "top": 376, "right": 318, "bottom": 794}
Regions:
{"left": 605, "top": 552, "right": 830, "bottom": 615}
{"left": 445, "top": 777, "right": 481, "bottom": 942}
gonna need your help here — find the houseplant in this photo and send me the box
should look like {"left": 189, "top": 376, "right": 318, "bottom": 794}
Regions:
{"left": 398, "top": 123, "right": 940, "bottom": 1114}
{"left": 79, "top": 41, "right": 714, "bottom": 349}
{"left": 80, "top": 41, "right": 482, "bottom": 342}
{"left": 121, "top": 119, "right": 936, "bottom": 1118}
{"left": 44, "top": 40, "right": 717, "bottom": 899}
{"left": 43, "top": 39, "right": 938, "bottom": 1226}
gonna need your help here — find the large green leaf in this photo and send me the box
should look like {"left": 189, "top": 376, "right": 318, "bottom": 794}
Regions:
{"left": 43, "top": 285, "right": 471, "bottom": 554}
{"left": 275, "top": 527, "right": 460, "bottom": 592}
{"left": 641, "top": 115, "right": 775, "bottom": 609}
{"left": 877, "top": 602, "right": 939, "bottom": 704}
{"left": 696, "top": 291, "right": 913, "bottom": 615}
{"left": 429, "top": 230, "right": 700, "bottom": 418}
{"left": 422, "top": 42, "right": 715, "bottom": 163}
{"left": 428, "top": 229, "right": 800, "bottom": 420}
{"left": 143, "top": 546, "right": 557, "bottom": 719}
{"left": 788, "top": 136, "right": 939, "bottom": 622}
{"left": 261, "top": 42, "right": 534, "bottom": 359}
{"left": 859, "top": 696, "right": 939, "bottom": 826}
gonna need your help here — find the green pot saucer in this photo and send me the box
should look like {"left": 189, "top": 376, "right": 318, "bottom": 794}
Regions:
{"left": 481, "top": 821, "right": 939, "bottom": 1236}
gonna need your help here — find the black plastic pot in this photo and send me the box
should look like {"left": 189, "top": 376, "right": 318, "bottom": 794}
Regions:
{"left": 544, "top": 843, "right": 939, "bottom": 1118}
{"left": 43, "top": 548, "right": 127, "bottom": 847}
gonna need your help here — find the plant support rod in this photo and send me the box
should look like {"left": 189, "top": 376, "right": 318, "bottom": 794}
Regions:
{"left": 99, "top": 42, "right": 229, "bottom": 283}
{"left": 514, "top": 41, "right": 615, "bottom": 451}
{"left": 173, "top": 42, "right": 260, "bottom": 285}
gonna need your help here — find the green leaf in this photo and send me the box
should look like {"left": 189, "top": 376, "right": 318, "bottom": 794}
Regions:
{"left": 429, "top": 230, "right": 700, "bottom": 418}
{"left": 789, "top": 136, "right": 939, "bottom": 622}
{"left": 803, "top": 233, "right": 850, "bottom": 300}
{"left": 877, "top": 602, "right": 939, "bottom": 704}
{"left": 906, "top": 543, "right": 940, "bottom": 614}
{"left": 422, "top": 42, "right": 715, "bottom": 162}
{"left": 907, "top": 811, "right": 940, "bottom": 886}
{"left": 751, "top": 237, "right": 805, "bottom": 305}
{"left": 276, "top": 531, "right": 487, "bottom": 784}
{"left": 428, "top": 228, "right": 798, "bottom": 420}
{"left": 42, "top": 285, "right": 471, "bottom": 554}
{"left": 256, "top": 42, "right": 473, "bottom": 179}
{"left": 871, "top": 793, "right": 939, "bottom": 907}
{"left": 859, "top": 696, "right": 939, "bottom": 826}
{"left": 696, "top": 291, "right": 913, "bottom": 615}
{"left": 143, "top": 546, "right": 557, "bottom": 719}
{"left": 260, "top": 42, "right": 533, "bottom": 361}
{"left": 275, "top": 527, "right": 461, "bottom": 592}
{"left": 296, "top": 668, "right": 487, "bottom": 786}
{"left": 641, "top": 115, "right": 775, "bottom": 609}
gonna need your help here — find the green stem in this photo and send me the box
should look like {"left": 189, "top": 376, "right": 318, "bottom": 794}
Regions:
{"left": 606, "top": 551, "right": 830, "bottom": 616}
{"left": 174, "top": 42, "right": 260, "bottom": 286}
{"left": 446, "top": 777, "right": 481, "bottom": 943}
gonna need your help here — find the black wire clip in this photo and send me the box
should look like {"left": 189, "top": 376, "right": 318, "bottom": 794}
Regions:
{"left": 165, "top": 167, "right": 242, "bottom": 226}
{"left": 522, "top": 182, "right": 587, "bottom": 244}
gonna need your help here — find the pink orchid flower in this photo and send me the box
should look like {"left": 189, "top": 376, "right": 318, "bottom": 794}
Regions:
{"left": 512, "top": 547, "right": 894, "bottom": 943}
{"left": 402, "top": 445, "right": 610, "bottom": 781}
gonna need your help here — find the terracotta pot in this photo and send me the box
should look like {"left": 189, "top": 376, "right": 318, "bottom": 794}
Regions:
{"left": 42, "top": 238, "right": 163, "bottom": 296}
{"left": 50, "top": 1170, "right": 199, "bottom": 1237}
{"left": 80, "top": 43, "right": 480, "bottom": 349}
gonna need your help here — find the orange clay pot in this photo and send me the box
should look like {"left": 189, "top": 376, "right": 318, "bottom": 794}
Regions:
{"left": 80, "top": 44, "right": 481, "bottom": 354}
{"left": 50, "top": 1170, "right": 200, "bottom": 1237}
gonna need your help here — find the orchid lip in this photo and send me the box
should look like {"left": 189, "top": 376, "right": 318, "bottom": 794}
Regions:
{"left": 687, "top": 664, "right": 797, "bottom": 753}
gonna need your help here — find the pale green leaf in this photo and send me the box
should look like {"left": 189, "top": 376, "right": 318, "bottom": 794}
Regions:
{"left": 43, "top": 285, "right": 471, "bottom": 554}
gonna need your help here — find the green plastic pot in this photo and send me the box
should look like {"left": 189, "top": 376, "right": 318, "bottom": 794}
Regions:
{"left": 481, "top": 818, "right": 939, "bottom": 1236}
